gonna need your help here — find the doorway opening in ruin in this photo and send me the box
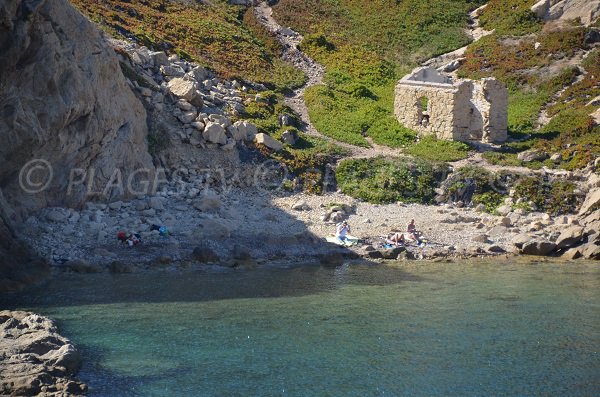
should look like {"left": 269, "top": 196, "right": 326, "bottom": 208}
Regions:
{"left": 417, "top": 96, "right": 430, "bottom": 127}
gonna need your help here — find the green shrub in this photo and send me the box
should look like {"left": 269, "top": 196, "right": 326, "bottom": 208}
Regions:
{"left": 473, "top": 191, "right": 504, "bottom": 214}
{"left": 406, "top": 136, "right": 470, "bottom": 162}
{"left": 335, "top": 157, "right": 447, "bottom": 204}
{"left": 513, "top": 176, "right": 582, "bottom": 215}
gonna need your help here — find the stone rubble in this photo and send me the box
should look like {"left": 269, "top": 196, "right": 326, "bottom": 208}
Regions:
{"left": 111, "top": 40, "right": 277, "bottom": 151}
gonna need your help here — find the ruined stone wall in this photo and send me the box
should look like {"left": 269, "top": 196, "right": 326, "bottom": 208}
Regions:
{"left": 395, "top": 74, "right": 508, "bottom": 143}
{"left": 480, "top": 78, "right": 509, "bottom": 143}
{"left": 394, "top": 82, "right": 457, "bottom": 139}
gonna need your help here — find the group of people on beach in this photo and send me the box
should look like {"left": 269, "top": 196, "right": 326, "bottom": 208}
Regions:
{"left": 387, "top": 219, "right": 424, "bottom": 246}
{"left": 335, "top": 219, "right": 424, "bottom": 246}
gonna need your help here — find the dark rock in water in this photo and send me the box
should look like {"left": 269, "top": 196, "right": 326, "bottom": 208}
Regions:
{"left": 191, "top": 246, "right": 220, "bottom": 263}
{"left": 109, "top": 261, "right": 133, "bottom": 273}
{"left": 0, "top": 311, "right": 87, "bottom": 396}
{"left": 521, "top": 241, "right": 557, "bottom": 256}
{"left": 342, "top": 250, "right": 360, "bottom": 259}
{"left": 381, "top": 246, "right": 406, "bottom": 259}
{"left": 320, "top": 252, "right": 344, "bottom": 266}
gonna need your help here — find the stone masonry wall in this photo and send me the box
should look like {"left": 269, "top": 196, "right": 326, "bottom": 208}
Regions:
{"left": 395, "top": 69, "right": 508, "bottom": 143}
{"left": 394, "top": 82, "right": 457, "bottom": 139}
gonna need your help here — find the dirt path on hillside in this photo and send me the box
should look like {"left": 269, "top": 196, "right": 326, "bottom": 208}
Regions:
{"left": 254, "top": 1, "right": 400, "bottom": 159}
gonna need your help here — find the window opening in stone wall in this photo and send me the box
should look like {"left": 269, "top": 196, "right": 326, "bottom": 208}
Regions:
{"left": 417, "top": 96, "right": 430, "bottom": 127}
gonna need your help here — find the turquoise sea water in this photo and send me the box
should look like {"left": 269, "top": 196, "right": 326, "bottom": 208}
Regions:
{"left": 2, "top": 261, "right": 599, "bottom": 396}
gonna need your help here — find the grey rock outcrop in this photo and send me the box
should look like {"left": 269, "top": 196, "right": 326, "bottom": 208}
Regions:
{"left": 0, "top": 0, "right": 153, "bottom": 214}
{"left": 531, "top": 0, "right": 600, "bottom": 26}
{"left": 0, "top": 311, "right": 86, "bottom": 396}
{"left": 0, "top": 0, "right": 154, "bottom": 289}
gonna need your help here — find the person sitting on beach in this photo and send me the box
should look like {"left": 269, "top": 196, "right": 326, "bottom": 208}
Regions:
{"left": 336, "top": 221, "right": 350, "bottom": 241}
{"left": 407, "top": 219, "right": 423, "bottom": 243}
{"left": 387, "top": 232, "right": 405, "bottom": 246}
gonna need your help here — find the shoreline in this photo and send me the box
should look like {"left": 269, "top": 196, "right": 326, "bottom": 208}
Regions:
{"left": 10, "top": 185, "right": 597, "bottom": 285}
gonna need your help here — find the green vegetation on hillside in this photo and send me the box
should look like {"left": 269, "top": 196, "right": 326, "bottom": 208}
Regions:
{"left": 478, "top": 0, "right": 542, "bottom": 35}
{"left": 70, "top": 0, "right": 305, "bottom": 89}
{"left": 459, "top": 23, "right": 600, "bottom": 170}
{"left": 273, "top": 0, "right": 485, "bottom": 147}
{"left": 441, "top": 166, "right": 582, "bottom": 215}
{"left": 406, "top": 136, "right": 471, "bottom": 162}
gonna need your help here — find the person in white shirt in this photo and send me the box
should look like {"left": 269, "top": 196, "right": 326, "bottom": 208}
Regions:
{"left": 336, "top": 221, "right": 350, "bottom": 241}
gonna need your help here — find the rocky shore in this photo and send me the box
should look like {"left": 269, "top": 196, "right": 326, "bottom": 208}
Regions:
{"left": 14, "top": 173, "right": 599, "bottom": 280}
{"left": 0, "top": 311, "right": 86, "bottom": 396}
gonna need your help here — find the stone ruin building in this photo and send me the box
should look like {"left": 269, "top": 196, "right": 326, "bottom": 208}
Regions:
{"left": 394, "top": 67, "right": 508, "bottom": 143}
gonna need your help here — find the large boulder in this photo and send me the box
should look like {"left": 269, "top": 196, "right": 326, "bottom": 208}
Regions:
{"left": 168, "top": 77, "right": 195, "bottom": 99}
{"left": 195, "top": 219, "right": 231, "bottom": 238}
{"left": 203, "top": 122, "right": 228, "bottom": 145}
{"left": 255, "top": 133, "right": 283, "bottom": 151}
{"left": 0, "top": 311, "right": 86, "bottom": 396}
{"left": 521, "top": 240, "right": 557, "bottom": 256}
{"left": 555, "top": 226, "right": 586, "bottom": 248}
{"left": 191, "top": 246, "right": 220, "bottom": 263}
{"left": 193, "top": 192, "right": 222, "bottom": 212}
{"left": 562, "top": 247, "right": 583, "bottom": 260}
{"left": 517, "top": 149, "right": 548, "bottom": 162}
{"left": 581, "top": 242, "right": 600, "bottom": 259}
{"left": 578, "top": 187, "right": 600, "bottom": 215}
{"left": 512, "top": 234, "right": 532, "bottom": 249}
{"left": 230, "top": 120, "right": 258, "bottom": 142}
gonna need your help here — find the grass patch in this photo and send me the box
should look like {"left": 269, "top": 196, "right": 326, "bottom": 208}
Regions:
{"left": 336, "top": 157, "right": 448, "bottom": 204}
{"left": 406, "top": 136, "right": 470, "bottom": 162}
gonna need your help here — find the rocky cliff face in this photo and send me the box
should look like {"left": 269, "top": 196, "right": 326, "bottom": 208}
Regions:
{"left": 0, "top": 0, "right": 153, "bottom": 216}
{"left": 0, "top": 0, "right": 154, "bottom": 290}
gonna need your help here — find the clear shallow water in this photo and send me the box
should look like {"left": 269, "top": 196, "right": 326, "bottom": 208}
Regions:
{"left": 2, "top": 262, "right": 599, "bottom": 397}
